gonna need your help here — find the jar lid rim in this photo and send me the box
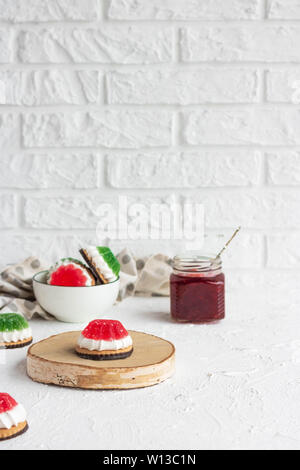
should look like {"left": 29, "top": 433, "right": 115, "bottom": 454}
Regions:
{"left": 174, "top": 253, "right": 218, "bottom": 261}
{"left": 173, "top": 253, "right": 222, "bottom": 272}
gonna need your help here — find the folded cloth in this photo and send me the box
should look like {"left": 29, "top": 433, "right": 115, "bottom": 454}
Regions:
{"left": 117, "top": 248, "right": 172, "bottom": 300}
{"left": 0, "top": 251, "right": 173, "bottom": 320}
{"left": 0, "top": 257, "right": 52, "bottom": 320}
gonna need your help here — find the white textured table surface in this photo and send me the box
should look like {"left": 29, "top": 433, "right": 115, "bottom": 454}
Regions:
{"left": 1, "top": 286, "right": 300, "bottom": 451}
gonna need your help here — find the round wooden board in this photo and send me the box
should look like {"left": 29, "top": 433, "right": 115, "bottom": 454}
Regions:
{"left": 27, "top": 331, "right": 175, "bottom": 390}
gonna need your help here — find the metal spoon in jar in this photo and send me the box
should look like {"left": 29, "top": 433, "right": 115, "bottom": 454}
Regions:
{"left": 215, "top": 226, "right": 241, "bottom": 260}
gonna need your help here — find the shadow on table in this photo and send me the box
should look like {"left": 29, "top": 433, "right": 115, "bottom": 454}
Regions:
{"left": 141, "top": 309, "right": 175, "bottom": 324}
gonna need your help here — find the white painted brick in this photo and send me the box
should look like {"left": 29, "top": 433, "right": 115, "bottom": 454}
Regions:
{"left": 0, "top": 71, "right": 102, "bottom": 105}
{"left": 0, "top": 29, "right": 13, "bottom": 63}
{"left": 0, "top": 115, "right": 20, "bottom": 152}
{"left": 181, "top": 26, "right": 300, "bottom": 62}
{"left": 0, "top": 0, "right": 299, "bottom": 275}
{"left": 108, "top": 0, "right": 260, "bottom": 20}
{"left": 0, "top": 154, "right": 98, "bottom": 189}
{"left": 110, "top": 233, "right": 264, "bottom": 269}
{"left": 266, "top": 70, "right": 300, "bottom": 103}
{"left": 182, "top": 108, "right": 300, "bottom": 145}
{"left": 193, "top": 191, "right": 300, "bottom": 229}
{"left": 267, "top": 234, "right": 300, "bottom": 268}
{"left": 0, "top": 0, "right": 100, "bottom": 22}
{"left": 107, "top": 69, "right": 259, "bottom": 105}
{"left": 0, "top": 234, "right": 276, "bottom": 274}
{"left": 267, "top": 0, "right": 300, "bottom": 19}
{"left": 203, "top": 232, "right": 263, "bottom": 269}
{"left": 18, "top": 27, "right": 173, "bottom": 64}
{"left": 22, "top": 111, "right": 172, "bottom": 148}
{"left": 110, "top": 239, "right": 184, "bottom": 259}
{"left": 0, "top": 233, "right": 97, "bottom": 266}
{"left": 267, "top": 151, "right": 300, "bottom": 186}
{"left": 24, "top": 191, "right": 300, "bottom": 230}
{"left": 0, "top": 235, "right": 43, "bottom": 267}
{"left": 2, "top": 234, "right": 262, "bottom": 268}
{"left": 0, "top": 195, "right": 17, "bottom": 228}
{"left": 24, "top": 194, "right": 177, "bottom": 229}
{"left": 107, "top": 151, "right": 261, "bottom": 188}
{"left": 24, "top": 196, "right": 101, "bottom": 229}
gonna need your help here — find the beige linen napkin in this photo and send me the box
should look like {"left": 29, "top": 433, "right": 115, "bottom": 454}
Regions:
{"left": 0, "top": 251, "right": 172, "bottom": 320}
{"left": 118, "top": 248, "right": 172, "bottom": 300}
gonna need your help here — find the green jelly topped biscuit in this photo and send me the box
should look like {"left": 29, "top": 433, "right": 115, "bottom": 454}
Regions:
{"left": 0, "top": 313, "right": 29, "bottom": 332}
{"left": 97, "top": 247, "right": 121, "bottom": 277}
{"left": 79, "top": 246, "right": 121, "bottom": 283}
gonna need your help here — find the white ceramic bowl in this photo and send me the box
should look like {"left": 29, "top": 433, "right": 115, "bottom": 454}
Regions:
{"left": 33, "top": 271, "right": 120, "bottom": 323}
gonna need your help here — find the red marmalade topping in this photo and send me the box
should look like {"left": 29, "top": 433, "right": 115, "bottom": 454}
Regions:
{"left": 50, "top": 264, "right": 89, "bottom": 287}
{"left": 0, "top": 393, "right": 18, "bottom": 413}
{"left": 82, "top": 320, "right": 128, "bottom": 341}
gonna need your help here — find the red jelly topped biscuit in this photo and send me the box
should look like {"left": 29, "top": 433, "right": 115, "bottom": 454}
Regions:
{"left": 0, "top": 393, "right": 28, "bottom": 439}
{"left": 76, "top": 319, "right": 133, "bottom": 361}
{"left": 0, "top": 393, "right": 18, "bottom": 413}
{"left": 47, "top": 258, "right": 96, "bottom": 287}
{"left": 82, "top": 319, "right": 129, "bottom": 341}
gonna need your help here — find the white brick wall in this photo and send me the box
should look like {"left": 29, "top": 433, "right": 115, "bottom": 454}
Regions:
{"left": 22, "top": 111, "right": 172, "bottom": 148}
{"left": 0, "top": 0, "right": 101, "bottom": 22}
{"left": 108, "top": 0, "right": 261, "bottom": 20}
{"left": 0, "top": 71, "right": 103, "bottom": 105}
{"left": 18, "top": 27, "right": 173, "bottom": 64}
{"left": 182, "top": 108, "right": 300, "bottom": 145}
{"left": 107, "top": 151, "right": 261, "bottom": 188}
{"left": 267, "top": 0, "right": 300, "bottom": 19}
{"left": 0, "top": 195, "right": 17, "bottom": 228}
{"left": 180, "top": 25, "right": 300, "bottom": 62}
{"left": 0, "top": 153, "right": 99, "bottom": 188}
{"left": 0, "top": 0, "right": 299, "bottom": 280}
{"left": 107, "top": 69, "right": 259, "bottom": 104}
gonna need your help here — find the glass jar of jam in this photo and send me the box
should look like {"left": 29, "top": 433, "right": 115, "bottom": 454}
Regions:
{"left": 170, "top": 255, "right": 225, "bottom": 323}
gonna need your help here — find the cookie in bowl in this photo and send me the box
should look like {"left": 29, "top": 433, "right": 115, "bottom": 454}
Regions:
{"left": 0, "top": 313, "right": 32, "bottom": 349}
{"left": 47, "top": 258, "right": 96, "bottom": 287}
{"left": 79, "top": 246, "right": 120, "bottom": 284}
{"left": 75, "top": 319, "right": 133, "bottom": 360}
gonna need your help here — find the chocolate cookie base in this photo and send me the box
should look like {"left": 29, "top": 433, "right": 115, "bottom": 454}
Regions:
{"left": 76, "top": 348, "right": 134, "bottom": 361}
{"left": 0, "top": 423, "right": 29, "bottom": 441}
{"left": 79, "top": 249, "right": 107, "bottom": 285}
{"left": 0, "top": 337, "right": 33, "bottom": 350}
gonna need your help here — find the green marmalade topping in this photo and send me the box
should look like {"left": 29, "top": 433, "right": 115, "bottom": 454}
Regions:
{"left": 97, "top": 247, "right": 120, "bottom": 277}
{"left": 0, "top": 313, "right": 29, "bottom": 332}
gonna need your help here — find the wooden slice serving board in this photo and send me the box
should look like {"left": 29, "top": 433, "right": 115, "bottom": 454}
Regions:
{"left": 27, "top": 331, "right": 175, "bottom": 390}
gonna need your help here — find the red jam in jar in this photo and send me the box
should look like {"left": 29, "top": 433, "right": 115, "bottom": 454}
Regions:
{"left": 170, "top": 255, "right": 225, "bottom": 323}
